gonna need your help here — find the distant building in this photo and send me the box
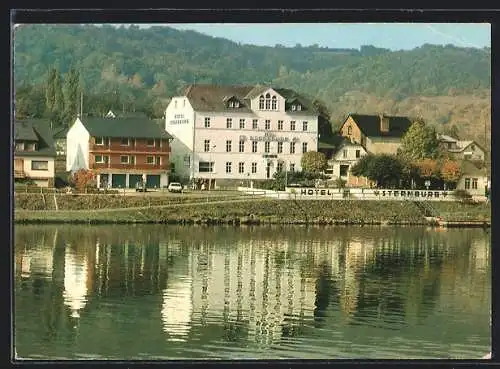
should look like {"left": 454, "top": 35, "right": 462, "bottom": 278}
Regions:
{"left": 339, "top": 113, "right": 413, "bottom": 155}
{"left": 325, "top": 137, "right": 372, "bottom": 186}
{"left": 164, "top": 84, "right": 319, "bottom": 187}
{"left": 52, "top": 126, "right": 69, "bottom": 157}
{"left": 437, "top": 134, "right": 485, "bottom": 162}
{"left": 455, "top": 161, "right": 488, "bottom": 198}
{"left": 66, "top": 115, "right": 173, "bottom": 189}
{"left": 14, "top": 119, "right": 56, "bottom": 187}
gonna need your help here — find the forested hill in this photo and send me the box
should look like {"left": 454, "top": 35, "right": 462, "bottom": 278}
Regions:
{"left": 13, "top": 24, "right": 491, "bottom": 149}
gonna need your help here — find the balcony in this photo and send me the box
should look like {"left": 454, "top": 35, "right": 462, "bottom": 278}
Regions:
{"left": 89, "top": 143, "right": 171, "bottom": 154}
{"left": 90, "top": 163, "right": 170, "bottom": 171}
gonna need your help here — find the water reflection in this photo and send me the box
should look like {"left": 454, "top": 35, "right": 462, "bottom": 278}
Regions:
{"left": 14, "top": 225, "right": 490, "bottom": 360}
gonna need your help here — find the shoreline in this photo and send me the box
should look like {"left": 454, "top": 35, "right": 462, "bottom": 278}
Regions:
{"left": 14, "top": 196, "right": 491, "bottom": 228}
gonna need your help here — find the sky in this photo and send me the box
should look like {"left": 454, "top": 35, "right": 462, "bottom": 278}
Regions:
{"left": 135, "top": 23, "right": 490, "bottom": 51}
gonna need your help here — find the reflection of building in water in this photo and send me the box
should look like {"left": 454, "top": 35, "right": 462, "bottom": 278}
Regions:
{"left": 470, "top": 237, "right": 490, "bottom": 271}
{"left": 187, "top": 240, "right": 317, "bottom": 344}
{"left": 161, "top": 252, "right": 193, "bottom": 342}
{"left": 15, "top": 231, "right": 55, "bottom": 280}
{"left": 63, "top": 246, "right": 89, "bottom": 318}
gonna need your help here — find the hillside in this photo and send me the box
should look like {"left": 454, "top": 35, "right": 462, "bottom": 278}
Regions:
{"left": 12, "top": 24, "right": 491, "bottom": 151}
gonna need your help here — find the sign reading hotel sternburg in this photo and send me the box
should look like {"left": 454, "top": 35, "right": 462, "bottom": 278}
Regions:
{"left": 242, "top": 132, "right": 297, "bottom": 142}
{"left": 296, "top": 188, "right": 451, "bottom": 200}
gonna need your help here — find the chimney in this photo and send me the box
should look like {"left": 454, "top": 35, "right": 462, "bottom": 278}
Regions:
{"left": 380, "top": 114, "right": 390, "bottom": 133}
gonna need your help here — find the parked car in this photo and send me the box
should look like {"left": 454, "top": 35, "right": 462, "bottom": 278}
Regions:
{"left": 167, "top": 182, "right": 183, "bottom": 193}
{"left": 135, "top": 181, "right": 147, "bottom": 192}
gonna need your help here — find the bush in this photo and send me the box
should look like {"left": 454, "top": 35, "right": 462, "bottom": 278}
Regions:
{"left": 453, "top": 189, "right": 474, "bottom": 203}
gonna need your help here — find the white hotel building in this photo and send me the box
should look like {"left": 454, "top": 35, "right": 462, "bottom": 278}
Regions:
{"left": 165, "top": 84, "right": 319, "bottom": 187}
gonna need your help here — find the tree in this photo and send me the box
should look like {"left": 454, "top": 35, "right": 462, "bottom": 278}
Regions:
{"left": 71, "top": 169, "right": 96, "bottom": 192}
{"left": 45, "top": 68, "right": 56, "bottom": 115}
{"left": 63, "top": 67, "right": 81, "bottom": 124}
{"left": 351, "top": 154, "right": 403, "bottom": 188}
{"left": 415, "top": 158, "right": 441, "bottom": 179}
{"left": 300, "top": 151, "right": 328, "bottom": 173}
{"left": 398, "top": 119, "right": 441, "bottom": 161}
{"left": 440, "top": 159, "right": 462, "bottom": 188}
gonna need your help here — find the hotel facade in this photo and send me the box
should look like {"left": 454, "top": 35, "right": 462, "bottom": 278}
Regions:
{"left": 165, "top": 84, "right": 319, "bottom": 187}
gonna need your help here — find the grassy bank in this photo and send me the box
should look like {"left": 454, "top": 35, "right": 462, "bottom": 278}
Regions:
{"left": 13, "top": 196, "right": 491, "bottom": 226}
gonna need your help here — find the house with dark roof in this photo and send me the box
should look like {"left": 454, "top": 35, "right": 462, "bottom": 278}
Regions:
{"left": 164, "top": 84, "right": 319, "bottom": 187}
{"left": 339, "top": 113, "right": 414, "bottom": 155}
{"left": 66, "top": 116, "right": 173, "bottom": 189}
{"left": 14, "top": 119, "right": 57, "bottom": 187}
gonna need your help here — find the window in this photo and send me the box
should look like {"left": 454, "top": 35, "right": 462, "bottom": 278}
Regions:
{"left": 290, "top": 142, "right": 295, "bottom": 154}
{"left": 234, "top": 100, "right": 240, "bottom": 108}
{"left": 252, "top": 119, "right": 258, "bottom": 129}
{"left": 302, "top": 121, "right": 308, "bottom": 131}
{"left": 226, "top": 162, "right": 232, "bottom": 173}
{"left": 277, "top": 142, "right": 283, "bottom": 153}
{"left": 204, "top": 140, "right": 210, "bottom": 152}
{"left": 265, "top": 141, "right": 270, "bottom": 153}
{"left": 277, "top": 162, "right": 283, "bottom": 172}
{"left": 471, "top": 144, "right": 475, "bottom": 151}
{"left": 229, "top": 101, "right": 234, "bottom": 108}
{"left": 347, "top": 126, "right": 353, "bottom": 135}
{"left": 226, "top": 118, "right": 232, "bottom": 128}
{"left": 130, "top": 156, "right": 136, "bottom": 165}
{"left": 155, "top": 156, "right": 161, "bottom": 166}
{"left": 271, "top": 96, "right": 277, "bottom": 110}
{"left": 265, "top": 93, "right": 271, "bottom": 110}
{"left": 121, "top": 138, "right": 130, "bottom": 146}
{"left": 31, "top": 160, "right": 48, "bottom": 171}
{"left": 340, "top": 165, "right": 349, "bottom": 177}
{"left": 251, "top": 162, "right": 257, "bottom": 173}
{"left": 290, "top": 121, "right": 296, "bottom": 131}
{"left": 252, "top": 141, "right": 258, "bottom": 153}
{"left": 239, "top": 119, "right": 245, "bottom": 129}
{"left": 239, "top": 140, "right": 245, "bottom": 152}
{"left": 120, "top": 155, "right": 129, "bottom": 164}
{"left": 297, "top": 104, "right": 302, "bottom": 111}
{"left": 302, "top": 142, "right": 308, "bottom": 153}
{"left": 343, "top": 149, "right": 347, "bottom": 158}
{"left": 292, "top": 105, "right": 296, "bottom": 111}
{"left": 239, "top": 162, "right": 244, "bottom": 174}
{"left": 278, "top": 120, "right": 283, "bottom": 130}
{"left": 95, "top": 137, "right": 104, "bottom": 145}
{"left": 147, "top": 156, "right": 154, "bottom": 164}
{"left": 472, "top": 178, "right": 478, "bottom": 190}
{"left": 147, "top": 139, "right": 155, "bottom": 147}
{"left": 259, "top": 95, "right": 264, "bottom": 110}
{"left": 15, "top": 143, "right": 24, "bottom": 151}
{"left": 199, "top": 161, "right": 213, "bottom": 173}
{"left": 226, "top": 140, "right": 232, "bottom": 152}
{"left": 265, "top": 120, "right": 270, "bottom": 130}
{"left": 184, "top": 154, "right": 191, "bottom": 168}
{"left": 27, "top": 143, "right": 37, "bottom": 151}
{"left": 465, "top": 178, "right": 471, "bottom": 189}
{"left": 355, "top": 150, "right": 361, "bottom": 158}
{"left": 95, "top": 155, "right": 104, "bottom": 163}
{"left": 204, "top": 117, "right": 211, "bottom": 128}
{"left": 290, "top": 163, "right": 295, "bottom": 172}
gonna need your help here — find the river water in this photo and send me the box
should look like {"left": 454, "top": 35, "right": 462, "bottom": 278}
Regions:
{"left": 14, "top": 224, "right": 490, "bottom": 360}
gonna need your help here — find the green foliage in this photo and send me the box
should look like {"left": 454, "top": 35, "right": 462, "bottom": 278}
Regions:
{"left": 351, "top": 154, "right": 403, "bottom": 188}
{"left": 398, "top": 120, "right": 441, "bottom": 161}
{"left": 300, "top": 151, "right": 328, "bottom": 173}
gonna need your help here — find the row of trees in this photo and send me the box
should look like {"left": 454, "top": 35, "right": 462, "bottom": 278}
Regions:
{"left": 44, "top": 67, "right": 81, "bottom": 126}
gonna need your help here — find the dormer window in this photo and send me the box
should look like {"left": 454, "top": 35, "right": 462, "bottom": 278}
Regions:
{"left": 271, "top": 96, "right": 277, "bottom": 110}
{"left": 265, "top": 93, "right": 271, "bottom": 110}
{"left": 292, "top": 105, "right": 296, "bottom": 111}
{"left": 15, "top": 142, "right": 24, "bottom": 151}
{"left": 259, "top": 95, "right": 265, "bottom": 110}
{"left": 297, "top": 104, "right": 302, "bottom": 111}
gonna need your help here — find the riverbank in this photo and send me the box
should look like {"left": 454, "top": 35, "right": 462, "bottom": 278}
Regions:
{"left": 14, "top": 193, "right": 491, "bottom": 226}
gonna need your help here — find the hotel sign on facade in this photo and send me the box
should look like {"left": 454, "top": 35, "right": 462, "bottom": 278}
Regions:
{"left": 293, "top": 188, "right": 457, "bottom": 201}
{"left": 242, "top": 132, "right": 298, "bottom": 142}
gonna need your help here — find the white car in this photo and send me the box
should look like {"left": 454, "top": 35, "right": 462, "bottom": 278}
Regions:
{"left": 167, "top": 182, "right": 183, "bottom": 193}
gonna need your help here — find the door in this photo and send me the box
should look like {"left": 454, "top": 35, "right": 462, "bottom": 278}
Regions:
{"left": 111, "top": 174, "right": 126, "bottom": 188}
{"left": 14, "top": 159, "right": 24, "bottom": 177}
{"left": 129, "top": 174, "right": 143, "bottom": 188}
{"left": 266, "top": 162, "right": 271, "bottom": 179}
{"left": 146, "top": 175, "right": 160, "bottom": 189}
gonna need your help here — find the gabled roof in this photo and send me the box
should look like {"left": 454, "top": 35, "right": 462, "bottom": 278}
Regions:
{"left": 437, "top": 134, "right": 458, "bottom": 143}
{"left": 52, "top": 126, "right": 69, "bottom": 139}
{"left": 184, "top": 84, "right": 255, "bottom": 113}
{"left": 460, "top": 160, "right": 486, "bottom": 176}
{"left": 182, "top": 84, "right": 317, "bottom": 114}
{"left": 79, "top": 117, "right": 173, "bottom": 140}
{"left": 345, "top": 114, "right": 413, "bottom": 138}
{"left": 14, "top": 119, "right": 57, "bottom": 157}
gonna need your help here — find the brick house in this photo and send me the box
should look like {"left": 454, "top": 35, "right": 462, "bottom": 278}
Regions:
{"left": 66, "top": 116, "right": 173, "bottom": 189}
{"left": 339, "top": 113, "right": 413, "bottom": 155}
{"left": 14, "top": 119, "right": 56, "bottom": 187}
